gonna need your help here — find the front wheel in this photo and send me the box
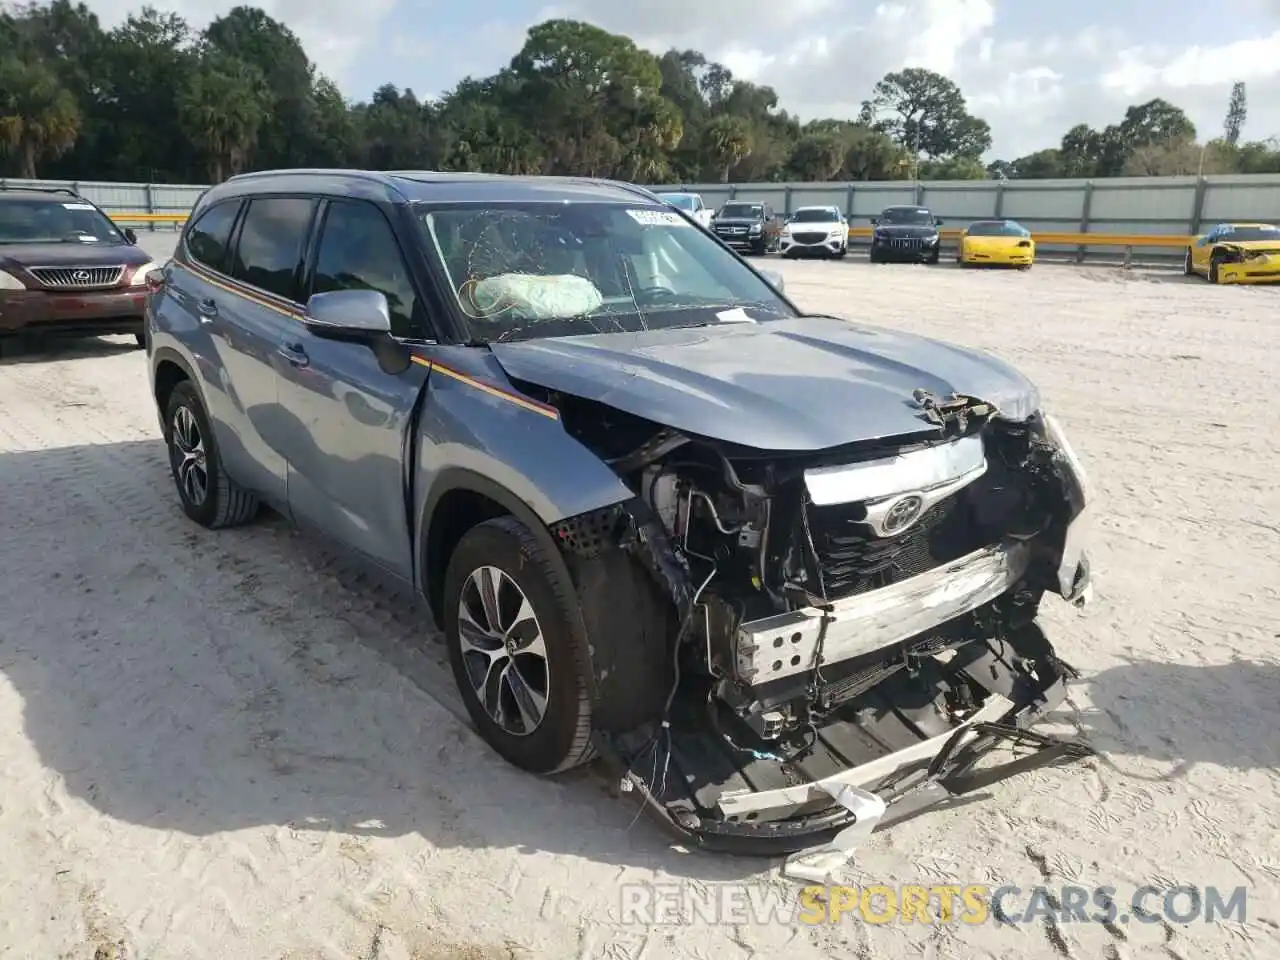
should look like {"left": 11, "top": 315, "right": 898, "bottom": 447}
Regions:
{"left": 164, "top": 380, "right": 259, "bottom": 528}
{"left": 1209, "top": 251, "right": 1224, "bottom": 284}
{"left": 1183, "top": 248, "right": 1195, "bottom": 276}
{"left": 443, "top": 517, "right": 596, "bottom": 774}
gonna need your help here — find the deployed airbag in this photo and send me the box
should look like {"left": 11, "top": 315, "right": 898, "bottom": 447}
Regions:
{"left": 470, "top": 273, "right": 604, "bottom": 320}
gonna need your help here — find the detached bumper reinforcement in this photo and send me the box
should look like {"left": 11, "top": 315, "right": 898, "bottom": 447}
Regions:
{"left": 734, "top": 541, "right": 1031, "bottom": 686}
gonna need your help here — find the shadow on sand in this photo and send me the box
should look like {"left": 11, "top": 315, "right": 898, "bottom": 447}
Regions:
{"left": 2, "top": 437, "right": 1266, "bottom": 883}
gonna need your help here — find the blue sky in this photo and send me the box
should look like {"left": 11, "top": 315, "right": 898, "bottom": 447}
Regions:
{"left": 96, "top": 0, "right": 1280, "bottom": 159}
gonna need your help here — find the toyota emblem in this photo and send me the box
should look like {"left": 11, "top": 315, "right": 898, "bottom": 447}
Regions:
{"left": 882, "top": 495, "right": 924, "bottom": 534}
{"left": 72, "top": 270, "right": 90, "bottom": 281}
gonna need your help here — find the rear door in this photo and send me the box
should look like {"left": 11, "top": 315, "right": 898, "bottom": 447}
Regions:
{"left": 274, "top": 197, "right": 431, "bottom": 581}
{"left": 205, "top": 195, "right": 317, "bottom": 506}
{"left": 161, "top": 198, "right": 245, "bottom": 464}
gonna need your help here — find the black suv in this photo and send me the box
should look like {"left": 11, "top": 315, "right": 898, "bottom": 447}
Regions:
{"left": 868, "top": 205, "right": 944, "bottom": 264}
{"left": 0, "top": 185, "right": 159, "bottom": 355}
{"left": 711, "top": 200, "right": 782, "bottom": 255}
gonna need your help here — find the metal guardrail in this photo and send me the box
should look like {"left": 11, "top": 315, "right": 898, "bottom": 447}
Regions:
{"left": 112, "top": 212, "right": 189, "bottom": 223}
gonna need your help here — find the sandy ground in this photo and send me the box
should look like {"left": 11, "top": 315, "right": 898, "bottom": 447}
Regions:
{"left": 1, "top": 254, "right": 1277, "bottom": 960}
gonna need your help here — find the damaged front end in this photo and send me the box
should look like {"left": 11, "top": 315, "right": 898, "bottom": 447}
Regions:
{"left": 549, "top": 394, "right": 1093, "bottom": 856}
{"left": 1216, "top": 242, "right": 1280, "bottom": 284}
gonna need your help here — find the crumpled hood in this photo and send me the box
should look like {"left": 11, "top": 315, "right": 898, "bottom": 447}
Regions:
{"left": 490, "top": 315, "right": 1041, "bottom": 451}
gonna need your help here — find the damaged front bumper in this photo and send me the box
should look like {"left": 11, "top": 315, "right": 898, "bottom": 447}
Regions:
{"left": 1218, "top": 254, "right": 1280, "bottom": 284}
{"left": 590, "top": 408, "right": 1094, "bottom": 856}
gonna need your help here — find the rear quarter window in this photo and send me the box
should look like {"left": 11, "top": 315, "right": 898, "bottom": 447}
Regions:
{"left": 185, "top": 200, "right": 242, "bottom": 273}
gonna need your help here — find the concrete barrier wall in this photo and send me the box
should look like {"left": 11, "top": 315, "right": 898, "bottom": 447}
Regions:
{"left": 9, "top": 172, "right": 1280, "bottom": 262}
{"left": 654, "top": 174, "right": 1280, "bottom": 261}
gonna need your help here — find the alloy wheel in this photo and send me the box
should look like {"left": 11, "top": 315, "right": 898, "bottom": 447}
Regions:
{"left": 171, "top": 405, "right": 208, "bottom": 507}
{"left": 456, "top": 565, "right": 550, "bottom": 736}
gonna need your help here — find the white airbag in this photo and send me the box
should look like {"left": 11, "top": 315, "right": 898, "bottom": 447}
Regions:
{"left": 471, "top": 273, "right": 603, "bottom": 319}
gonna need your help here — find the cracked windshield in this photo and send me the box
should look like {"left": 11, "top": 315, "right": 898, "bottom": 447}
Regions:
{"left": 418, "top": 202, "right": 794, "bottom": 343}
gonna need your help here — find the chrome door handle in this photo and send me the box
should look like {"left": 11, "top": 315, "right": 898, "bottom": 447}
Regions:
{"left": 278, "top": 342, "right": 309, "bottom": 368}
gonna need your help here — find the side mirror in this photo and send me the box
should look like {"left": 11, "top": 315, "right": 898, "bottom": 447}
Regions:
{"left": 123, "top": 227, "right": 138, "bottom": 244}
{"left": 303, "top": 289, "right": 392, "bottom": 340}
{"left": 935, "top": 217, "right": 944, "bottom": 226}
{"left": 869, "top": 217, "right": 879, "bottom": 225}
{"left": 758, "top": 268, "right": 785, "bottom": 293}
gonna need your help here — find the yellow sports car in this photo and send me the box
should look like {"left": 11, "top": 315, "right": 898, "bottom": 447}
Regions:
{"left": 957, "top": 220, "right": 1035, "bottom": 268}
{"left": 1184, "top": 222, "right": 1280, "bottom": 284}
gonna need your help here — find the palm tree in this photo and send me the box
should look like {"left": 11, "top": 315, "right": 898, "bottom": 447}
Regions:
{"left": 0, "top": 58, "right": 81, "bottom": 178}
{"left": 702, "top": 115, "right": 752, "bottom": 183}
{"left": 178, "top": 52, "right": 267, "bottom": 182}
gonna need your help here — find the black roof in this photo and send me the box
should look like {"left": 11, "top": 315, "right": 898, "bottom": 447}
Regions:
{"left": 207, "top": 168, "right": 662, "bottom": 207}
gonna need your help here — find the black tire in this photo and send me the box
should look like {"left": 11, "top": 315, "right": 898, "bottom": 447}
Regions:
{"left": 1183, "top": 248, "right": 1195, "bottom": 276}
{"left": 164, "top": 379, "right": 259, "bottom": 528}
{"left": 927, "top": 248, "right": 941, "bottom": 265}
{"left": 442, "top": 517, "right": 673, "bottom": 775}
{"left": 443, "top": 518, "right": 595, "bottom": 773}
{"left": 869, "top": 248, "right": 882, "bottom": 264}
{"left": 134, "top": 333, "right": 146, "bottom": 348}
{"left": 835, "top": 245, "right": 847, "bottom": 259}
{"left": 1209, "top": 250, "right": 1224, "bottom": 284}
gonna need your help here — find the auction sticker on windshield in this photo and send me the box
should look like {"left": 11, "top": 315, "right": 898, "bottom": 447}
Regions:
{"left": 62, "top": 202, "right": 97, "bottom": 210}
{"left": 628, "top": 209, "right": 691, "bottom": 227}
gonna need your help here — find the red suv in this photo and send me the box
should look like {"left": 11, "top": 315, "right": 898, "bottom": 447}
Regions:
{"left": 0, "top": 186, "right": 161, "bottom": 357}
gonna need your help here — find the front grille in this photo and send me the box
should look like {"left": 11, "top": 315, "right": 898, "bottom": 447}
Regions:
{"left": 806, "top": 495, "right": 988, "bottom": 600}
{"left": 890, "top": 237, "right": 923, "bottom": 249}
{"left": 29, "top": 266, "right": 125, "bottom": 289}
{"left": 717, "top": 226, "right": 748, "bottom": 236}
{"left": 793, "top": 231, "right": 829, "bottom": 244}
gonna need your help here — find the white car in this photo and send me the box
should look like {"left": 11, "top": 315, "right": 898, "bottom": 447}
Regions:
{"left": 656, "top": 191, "right": 715, "bottom": 228}
{"left": 779, "top": 206, "right": 848, "bottom": 259}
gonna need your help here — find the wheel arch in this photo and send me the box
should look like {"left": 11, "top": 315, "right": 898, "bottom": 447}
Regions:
{"left": 151, "top": 346, "right": 201, "bottom": 436}
{"left": 418, "top": 467, "right": 582, "bottom": 629}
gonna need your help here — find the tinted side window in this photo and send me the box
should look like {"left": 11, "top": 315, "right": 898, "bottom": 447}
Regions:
{"left": 230, "top": 197, "right": 315, "bottom": 301}
{"left": 186, "top": 201, "right": 240, "bottom": 272}
{"left": 311, "top": 200, "right": 418, "bottom": 337}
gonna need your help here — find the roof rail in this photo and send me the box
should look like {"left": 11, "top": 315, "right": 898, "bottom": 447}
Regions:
{"left": 0, "top": 183, "right": 81, "bottom": 198}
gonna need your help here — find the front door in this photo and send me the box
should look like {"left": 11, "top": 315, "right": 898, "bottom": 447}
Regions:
{"left": 274, "top": 198, "right": 430, "bottom": 582}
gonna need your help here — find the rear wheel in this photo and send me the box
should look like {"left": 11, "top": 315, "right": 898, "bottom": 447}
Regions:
{"left": 164, "top": 380, "right": 259, "bottom": 528}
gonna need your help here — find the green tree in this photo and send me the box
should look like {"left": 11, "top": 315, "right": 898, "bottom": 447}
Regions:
{"left": 789, "top": 131, "right": 846, "bottom": 181}
{"left": 0, "top": 56, "right": 80, "bottom": 177}
{"left": 863, "top": 68, "right": 992, "bottom": 159}
{"left": 701, "top": 114, "right": 752, "bottom": 182}
{"left": 1224, "top": 82, "right": 1247, "bottom": 146}
{"left": 178, "top": 50, "right": 267, "bottom": 182}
